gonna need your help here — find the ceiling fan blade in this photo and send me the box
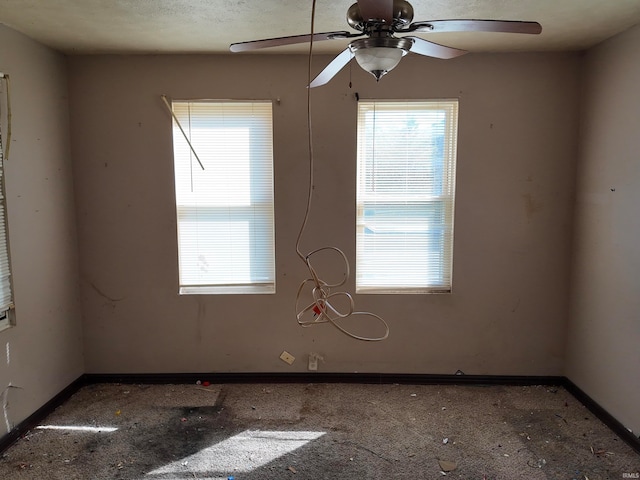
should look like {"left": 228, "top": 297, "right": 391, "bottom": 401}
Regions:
{"left": 230, "top": 31, "right": 356, "bottom": 53}
{"left": 356, "top": 0, "right": 394, "bottom": 23}
{"left": 409, "top": 20, "right": 542, "bottom": 35}
{"left": 309, "top": 48, "right": 354, "bottom": 88}
{"left": 406, "top": 36, "right": 467, "bottom": 59}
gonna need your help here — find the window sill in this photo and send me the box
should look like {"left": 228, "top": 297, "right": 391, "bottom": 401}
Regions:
{"left": 356, "top": 287, "right": 451, "bottom": 294}
{"left": 0, "top": 308, "right": 15, "bottom": 332}
{"left": 180, "top": 285, "right": 275, "bottom": 295}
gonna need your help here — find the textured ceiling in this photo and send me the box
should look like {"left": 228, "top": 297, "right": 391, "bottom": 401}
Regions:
{"left": 1, "top": 0, "right": 640, "bottom": 55}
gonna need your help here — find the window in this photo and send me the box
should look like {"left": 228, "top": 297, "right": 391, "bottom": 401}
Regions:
{"left": 356, "top": 100, "right": 458, "bottom": 293}
{"left": 0, "top": 79, "right": 13, "bottom": 329}
{"left": 171, "top": 101, "right": 275, "bottom": 294}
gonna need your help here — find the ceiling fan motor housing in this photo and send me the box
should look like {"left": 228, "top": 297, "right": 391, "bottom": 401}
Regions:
{"left": 347, "top": 0, "right": 414, "bottom": 32}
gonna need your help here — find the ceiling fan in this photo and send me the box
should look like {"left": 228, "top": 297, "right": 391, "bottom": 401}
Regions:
{"left": 230, "top": 0, "right": 542, "bottom": 87}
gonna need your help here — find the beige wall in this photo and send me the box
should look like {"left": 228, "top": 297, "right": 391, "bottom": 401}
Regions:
{"left": 0, "top": 14, "right": 636, "bottom": 446}
{"left": 566, "top": 25, "right": 640, "bottom": 435}
{"left": 68, "top": 52, "right": 580, "bottom": 375}
{"left": 0, "top": 25, "right": 84, "bottom": 436}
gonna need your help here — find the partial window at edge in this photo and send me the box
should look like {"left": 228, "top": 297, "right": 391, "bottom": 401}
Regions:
{"left": 0, "top": 97, "right": 14, "bottom": 329}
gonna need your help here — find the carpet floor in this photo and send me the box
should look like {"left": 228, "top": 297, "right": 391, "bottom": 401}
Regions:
{"left": 0, "top": 382, "right": 638, "bottom": 479}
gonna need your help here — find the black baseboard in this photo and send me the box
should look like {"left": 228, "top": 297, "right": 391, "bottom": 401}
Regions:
{"left": 1, "top": 373, "right": 638, "bottom": 457}
{"left": 0, "top": 375, "right": 86, "bottom": 454}
{"left": 563, "top": 378, "right": 640, "bottom": 455}
{"left": 83, "top": 371, "right": 566, "bottom": 386}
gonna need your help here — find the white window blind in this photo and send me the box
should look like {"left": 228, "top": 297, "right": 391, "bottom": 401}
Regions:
{"left": 171, "top": 101, "right": 275, "bottom": 294}
{"left": 356, "top": 100, "right": 458, "bottom": 293}
{"left": 0, "top": 100, "right": 13, "bottom": 322}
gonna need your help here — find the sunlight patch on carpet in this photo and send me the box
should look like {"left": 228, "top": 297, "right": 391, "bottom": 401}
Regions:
{"left": 147, "top": 429, "right": 325, "bottom": 478}
{"left": 37, "top": 425, "right": 118, "bottom": 433}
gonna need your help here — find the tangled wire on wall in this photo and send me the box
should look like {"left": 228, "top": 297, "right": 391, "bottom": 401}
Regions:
{"left": 294, "top": 0, "right": 389, "bottom": 342}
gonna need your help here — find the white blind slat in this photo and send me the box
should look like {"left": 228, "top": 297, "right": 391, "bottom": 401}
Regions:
{"left": 172, "top": 101, "right": 275, "bottom": 293}
{"left": 0, "top": 100, "right": 13, "bottom": 313}
{"left": 356, "top": 100, "right": 458, "bottom": 293}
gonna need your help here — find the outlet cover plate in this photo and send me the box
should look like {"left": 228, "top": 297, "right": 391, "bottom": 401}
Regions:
{"left": 280, "top": 351, "right": 295, "bottom": 365}
{"left": 308, "top": 354, "right": 318, "bottom": 371}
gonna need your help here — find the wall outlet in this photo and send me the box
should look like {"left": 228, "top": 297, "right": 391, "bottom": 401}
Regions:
{"left": 308, "top": 352, "right": 324, "bottom": 371}
{"left": 279, "top": 351, "right": 295, "bottom": 365}
{"left": 308, "top": 353, "right": 318, "bottom": 371}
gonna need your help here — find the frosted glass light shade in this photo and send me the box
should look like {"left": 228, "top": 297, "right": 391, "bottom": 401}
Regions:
{"left": 354, "top": 47, "right": 404, "bottom": 80}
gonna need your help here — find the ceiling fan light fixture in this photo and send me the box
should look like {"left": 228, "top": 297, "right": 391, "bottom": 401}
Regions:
{"left": 354, "top": 47, "right": 403, "bottom": 80}
{"left": 230, "top": 0, "right": 541, "bottom": 87}
{"left": 350, "top": 37, "right": 412, "bottom": 81}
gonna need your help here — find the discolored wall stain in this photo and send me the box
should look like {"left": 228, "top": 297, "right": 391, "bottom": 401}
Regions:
{"left": 522, "top": 193, "right": 543, "bottom": 222}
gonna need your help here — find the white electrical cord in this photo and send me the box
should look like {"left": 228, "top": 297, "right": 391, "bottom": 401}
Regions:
{"left": 294, "top": 0, "right": 389, "bottom": 342}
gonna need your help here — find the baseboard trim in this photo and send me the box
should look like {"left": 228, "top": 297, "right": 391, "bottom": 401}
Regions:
{"left": 563, "top": 378, "right": 640, "bottom": 455}
{"left": 1, "top": 373, "right": 638, "bottom": 457}
{"left": 0, "top": 375, "right": 86, "bottom": 454}
{"left": 83, "top": 372, "right": 566, "bottom": 386}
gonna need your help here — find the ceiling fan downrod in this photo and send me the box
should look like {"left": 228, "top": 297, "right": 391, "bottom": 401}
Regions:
{"left": 346, "top": 0, "right": 414, "bottom": 33}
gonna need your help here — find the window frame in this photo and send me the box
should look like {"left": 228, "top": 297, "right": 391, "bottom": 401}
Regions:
{"left": 170, "top": 100, "right": 276, "bottom": 295}
{"left": 355, "top": 99, "right": 459, "bottom": 294}
{"left": 0, "top": 78, "right": 14, "bottom": 330}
